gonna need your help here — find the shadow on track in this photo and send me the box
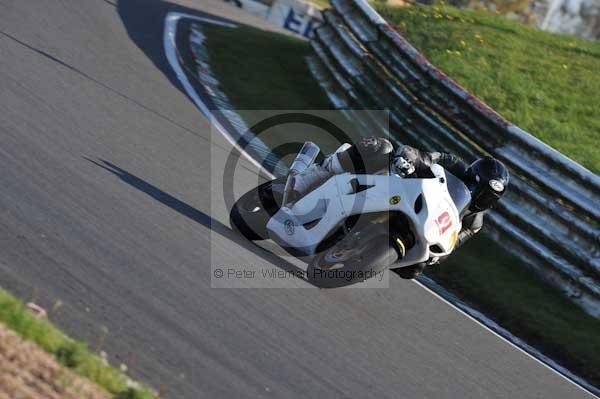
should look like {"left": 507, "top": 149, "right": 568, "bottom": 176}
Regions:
{"left": 116, "top": 0, "right": 233, "bottom": 101}
{"left": 85, "top": 157, "right": 314, "bottom": 285}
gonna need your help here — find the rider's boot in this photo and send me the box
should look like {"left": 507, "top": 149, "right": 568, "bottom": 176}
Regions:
{"left": 289, "top": 147, "right": 348, "bottom": 200}
{"left": 289, "top": 163, "right": 331, "bottom": 200}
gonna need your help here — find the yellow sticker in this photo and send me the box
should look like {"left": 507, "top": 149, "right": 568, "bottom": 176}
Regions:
{"left": 389, "top": 195, "right": 401, "bottom": 205}
{"left": 449, "top": 231, "right": 458, "bottom": 248}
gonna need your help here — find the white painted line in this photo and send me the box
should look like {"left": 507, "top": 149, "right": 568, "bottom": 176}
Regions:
{"left": 163, "top": 12, "right": 276, "bottom": 179}
{"left": 416, "top": 277, "right": 599, "bottom": 398}
{"left": 163, "top": 11, "right": 598, "bottom": 399}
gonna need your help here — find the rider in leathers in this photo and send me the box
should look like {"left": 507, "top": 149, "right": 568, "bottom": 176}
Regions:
{"left": 291, "top": 137, "right": 510, "bottom": 279}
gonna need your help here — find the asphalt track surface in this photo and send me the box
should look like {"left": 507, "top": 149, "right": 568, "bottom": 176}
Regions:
{"left": 0, "top": 0, "right": 595, "bottom": 398}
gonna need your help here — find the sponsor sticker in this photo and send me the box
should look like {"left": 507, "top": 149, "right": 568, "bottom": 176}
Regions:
{"left": 389, "top": 195, "right": 401, "bottom": 205}
{"left": 284, "top": 219, "right": 295, "bottom": 235}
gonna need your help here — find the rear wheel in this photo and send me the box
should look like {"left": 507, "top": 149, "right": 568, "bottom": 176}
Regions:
{"left": 307, "top": 232, "right": 399, "bottom": 288}
{"left": 229, "top": 179, "right": 285, "bottom": 241}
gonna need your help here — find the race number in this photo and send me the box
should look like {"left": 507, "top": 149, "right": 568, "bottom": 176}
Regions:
{"left": 436, "top": 211, "right": 453, "bottom": 235}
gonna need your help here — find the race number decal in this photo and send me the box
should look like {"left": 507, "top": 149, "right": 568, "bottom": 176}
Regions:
{"left": 435, "top": 211, "right": 453, "bottom": 235}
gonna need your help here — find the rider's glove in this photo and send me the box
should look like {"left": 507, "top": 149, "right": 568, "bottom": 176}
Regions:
{"left": 393, "top": 155, "right": 416, "bottom": 177}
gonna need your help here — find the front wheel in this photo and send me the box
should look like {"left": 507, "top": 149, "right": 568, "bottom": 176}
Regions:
{"left": 229, "top": 178, "right": 285, "bottom": 241}
{"left": 307, "top": 233, "right": 399, "bottom": 288}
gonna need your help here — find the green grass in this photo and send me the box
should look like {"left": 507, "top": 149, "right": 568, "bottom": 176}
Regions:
{"left": 428, "top": 235, "right": 600, "bottom": 385}
{"left": 202, "top": 22, "right": 600, "bottom": 389}
{"left": 309, "top": 0, "right": 330, "bottom": 9}
{"left": 201, "top": 24, "right": 331, "bottom": 110}
{"left": 201, "top": 24, "right": 352, "bottom": 158}
{"left": 0, "top": 288, "right": 155, "bottom": 399}
{"left": 374, "top": 3, "right": 600, "bottom": 174}
{"left": 258, "top": 0, "right": 329, "bottom": 9}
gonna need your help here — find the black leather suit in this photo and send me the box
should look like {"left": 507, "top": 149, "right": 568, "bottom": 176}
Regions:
{"left": 333, "top": 137, "right": 483, "bottom": 278}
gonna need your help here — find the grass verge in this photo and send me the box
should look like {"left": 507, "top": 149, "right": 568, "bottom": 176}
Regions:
{"left": 430, "top": 235, "right": 600, "bottom": 385}
{"left": 201, "top": 22, "right": 600, "bottom": 388}
{"left": 0, "top": 287, "right": 155, "bottom": 399}
{"left": 200, "top": 25, "right": 331, "bottom": 111}
{"left": 199, "top": 24, "right": 349, "bottom": 159}
{"left": 309, "top": 0, "right": 330, "bottom": 9}
{"left": 375, "top": 3, "right": 600, "bottom": 174}
{"left": 201, "top": 25, "right": 359, "bottom": 161}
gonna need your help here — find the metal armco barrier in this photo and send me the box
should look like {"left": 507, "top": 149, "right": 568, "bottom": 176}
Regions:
{"left": 308, "top": 0, "right": 600, "bottom": 316}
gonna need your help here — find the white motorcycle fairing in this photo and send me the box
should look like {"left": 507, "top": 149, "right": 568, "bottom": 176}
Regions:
{"left": 266, "top": 164, "right": 464, "bottom": 267}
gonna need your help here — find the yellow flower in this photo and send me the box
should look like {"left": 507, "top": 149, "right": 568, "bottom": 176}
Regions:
{"left": 454, "top": 50, "right": 462, "bottom": 56}
{"left": 460, "top": 40, "right": 467, "bottom": 46}
{"left": 562, "top": 64, "right": 569, "bottom": 70}
{"left": 446, "top": 49, "right": 453, "bottom": 54}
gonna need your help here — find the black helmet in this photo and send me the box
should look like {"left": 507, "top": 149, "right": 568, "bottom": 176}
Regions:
{"left": 466, "top": 157, "right": 509, "bottom": 212}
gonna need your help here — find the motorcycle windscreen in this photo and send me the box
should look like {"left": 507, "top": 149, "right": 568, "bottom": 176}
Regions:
{"left": 445, "top": 172, "right": 471, "bottom": 217}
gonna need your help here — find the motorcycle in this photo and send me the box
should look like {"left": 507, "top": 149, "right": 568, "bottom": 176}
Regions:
{"left": 230, "top": 142, "right": 471, "bottom": 287}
